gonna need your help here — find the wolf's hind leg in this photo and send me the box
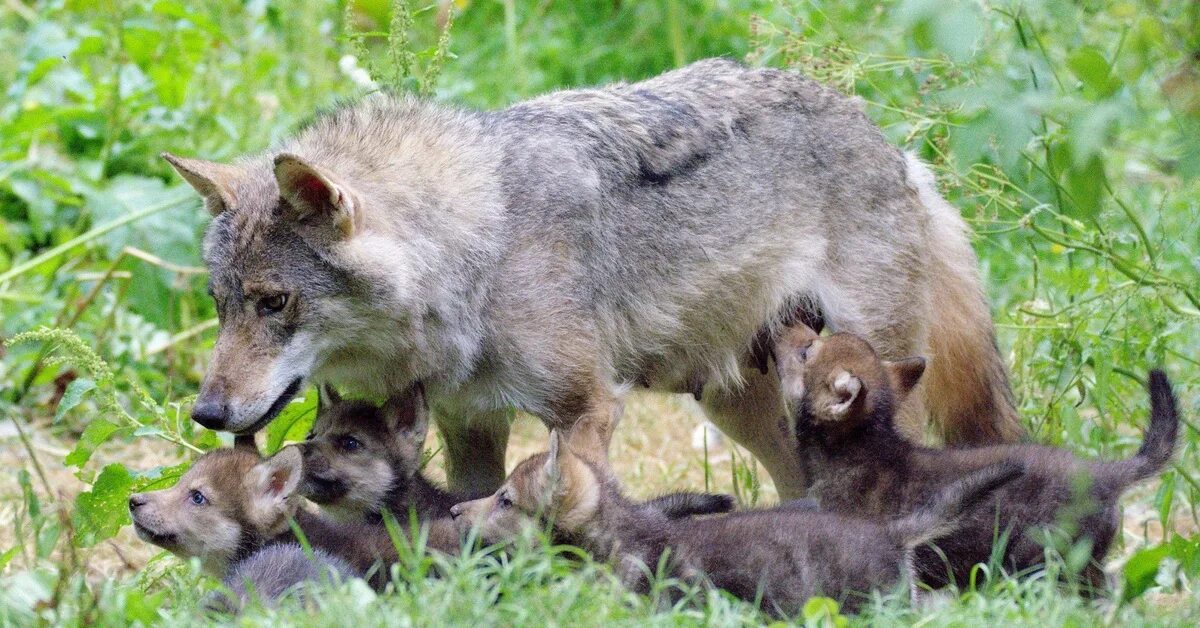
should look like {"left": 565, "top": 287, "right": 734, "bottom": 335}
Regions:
{"left": 433, "top": 405, "right": 512, "bottom": 497}
{"left": 701, "top": 364, "right": 808, "bottom": 501}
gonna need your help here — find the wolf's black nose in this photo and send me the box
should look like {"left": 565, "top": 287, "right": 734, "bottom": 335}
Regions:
{"left": 192, "top": 398, "right": 227, "bottom": 430}
{"left": 128, "top": 494, "right": 147, "bottom": 512}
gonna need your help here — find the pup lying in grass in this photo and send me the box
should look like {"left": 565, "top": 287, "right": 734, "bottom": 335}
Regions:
{"left": 128, "top": 445, "right": 437, "bottom": 612}
{"left": 774, "top": 323, "right": 1181, "bottom": 591}
{"left": 303, "top": 385, "right": 736, "bottom": 523}
{"left": 450, "top": 430, "right": 1022, "bottom": 615}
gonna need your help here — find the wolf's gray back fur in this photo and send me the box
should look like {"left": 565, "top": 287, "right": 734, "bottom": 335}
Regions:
{"left": 173, "top": 58, "right": 1020, "bottom": 498}
{"left": 206, "top": 543, "right": 353, "bottom": 614}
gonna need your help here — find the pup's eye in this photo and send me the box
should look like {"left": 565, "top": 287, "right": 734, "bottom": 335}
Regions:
{"left": 337, "top": 435, "right": 362, "bottom": 452}
{"left": 256, "top": 293, "right": 289, "bottom": 316}
{"left": 497, "top": 493, "right": 513, "bottom": 509}
{"left": 798, "top": 346, "right": 809, "bottom": 361}
{"left": 305, "top": 431, "right": 315, "bottom": 442}
{"left": 190, "top": 490, "right": 207, "bottom": 506}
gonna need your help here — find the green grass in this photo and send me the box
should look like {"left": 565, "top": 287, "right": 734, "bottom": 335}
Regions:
{"left": 2, "top": 0, "right": 1199, "bottom": 625}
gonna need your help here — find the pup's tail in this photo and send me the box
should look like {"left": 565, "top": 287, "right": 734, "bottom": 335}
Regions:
{"left": 644, "top": 492, "right": 735, "bottom": 519}
{"left": 905, "top": 154, "right": 1025, "bottom": 445}
{"left": 888, "top": 462, "right": 1024, "bottom": 550}
{"left": 1095, "top": 369, "right": 1180, "bottom": 489}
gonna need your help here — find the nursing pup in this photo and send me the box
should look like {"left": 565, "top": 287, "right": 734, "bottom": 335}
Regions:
{"left": 301, "top": 385, "right": 736, "bottom": 522}
{"left": 774, "top": 323, "right": 1181, "bottom": 590}
{"left": 128, "top": 446, "right": 457, "bottom": 611}
{"left": 450, "top": 431, "right": 1022, "bottom": 615}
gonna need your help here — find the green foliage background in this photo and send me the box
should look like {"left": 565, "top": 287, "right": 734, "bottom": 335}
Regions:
{"left": 1, "top": 0, "right": 1198, "bottom": 624}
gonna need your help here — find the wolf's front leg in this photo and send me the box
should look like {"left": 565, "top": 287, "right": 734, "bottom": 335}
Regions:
{"left": 549, "top": 377, "right": 625, "bottom": 467}
{"left": 432, "top": 402, "right": 513, "bottom": 497}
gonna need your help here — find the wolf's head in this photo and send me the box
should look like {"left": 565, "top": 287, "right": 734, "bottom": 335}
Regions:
{"left": 449, "top": 430, "right": 601, "bottom": 544}
{"left": 299, "top": 384, "right": 429, "bottom": 519}
{"left": 127, "top": 445, "right": 305, "bottom": 575}
{"left": 775, "top": 323, "right": 926, "bottom": 438}
{"left": 165, "top": 99, "right": 503, "bottom": 434}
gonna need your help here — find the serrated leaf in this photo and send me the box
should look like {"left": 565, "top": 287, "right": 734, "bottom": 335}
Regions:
{"left": 1122, "top": 544, "right": 1170, "bottom": 602}
{"left": 73, "top": 464, "right": 134, "bottom": 547}
{"left": 64, "top": 420, "right": 129, "bottom": 467}
{"left": 53, "top": 377, "right": 95, "bottom": 423}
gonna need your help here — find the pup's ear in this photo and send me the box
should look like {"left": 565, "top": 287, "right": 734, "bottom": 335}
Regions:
{"left": 161, "top": 153, "right": 241, "bottom": 216}
{"left": 543, "top": 429, "right": 565, "bottom": 489}
{"left": 884, "top": 357, "right": 926, "bottom": 402}
{"left": 828, "top": 370, "right": 863, "bottom": 418}
{"left": 274, "top": 154, "right": 358, "bottom": 238}
{"left": 382, "top": 383, "right": 429, "bottom": 449}
{"left": 317, "top": 383, "right": 342, "bottom": 411}
{"left": 246, "top": 446, "right": 304, "bottom": 522}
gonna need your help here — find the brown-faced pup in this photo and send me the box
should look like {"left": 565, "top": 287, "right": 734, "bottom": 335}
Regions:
{"left": 128, "top": 446, "right": 459, "bottom": 607}
{"left": 450, "top": 431, "right": 1022, "bottom": 615}
{"left": 775, "top": 323, "right": 1181, "bottom": 591}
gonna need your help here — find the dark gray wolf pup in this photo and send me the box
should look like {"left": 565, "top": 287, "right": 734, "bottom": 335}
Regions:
{"left": 774, "top": 322, "right": 1180, "bottom": 590}
{"left": 451, "top": 430, "right": 1024, "bottom": 615}
{"left": 165, "top": 58, "right": 1022, "bottom": 498}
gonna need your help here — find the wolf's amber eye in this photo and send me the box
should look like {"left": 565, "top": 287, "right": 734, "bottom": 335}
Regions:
{"left": 190, "top": 490, "right": 207, "bottom": 506}
{"left": 337, "top": 435, "right": 362, "bottom": 452}
{"left": 256, "top": 293, "right": 289, "bottom": 316}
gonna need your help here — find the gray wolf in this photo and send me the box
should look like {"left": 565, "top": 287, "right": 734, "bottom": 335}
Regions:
{"left": 205, "top": 543, "right": 353, "bottom": 614}
{"left": 449, "top": 430, "right": 1023, "bottom": 615}
{"left": 127, "top": 446, "right": 460, "bottom": 596}
{"left": 164, "top": 58, "right": 1022, "bottom": 499}
{"left": 301, "top": 383, "right": 734, "bottom": 520}
{"left": 774, "top": 322, "right": 1180, "bottom": 590}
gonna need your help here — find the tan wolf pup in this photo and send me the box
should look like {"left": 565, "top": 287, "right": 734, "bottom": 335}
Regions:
{"left": 450, "top": 431, "right": 1023, "bottom": 615}
{"left": 773, "top": 322, "right": 1181, "bottom": 591}
{"left": 165, "top": 58, "right": 1022, "bottom": 498}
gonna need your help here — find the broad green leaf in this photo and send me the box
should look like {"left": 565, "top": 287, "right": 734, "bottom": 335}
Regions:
{"left": 1067, "top": 47, "right": 1121, "bottom": 97}
{"left": 73, "top": 464, "right": 135, "bottom": 547}
{"left": 1122, "top": 544, "right": 1170, "bottom": 602}
{"left": 64, "top": 420, "right": 129, "bottom": 468}
{"left": 53, "top": 377, "right": 95, "bottom": 423}
{"left": 265, "top": 388, "right": 318, "bottom": 455}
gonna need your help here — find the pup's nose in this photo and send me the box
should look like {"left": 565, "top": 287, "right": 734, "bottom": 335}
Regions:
{"left": 449, "top": 504, "right": 462, "bottom": 519}
{"left": 128, "top": 494, "right": 147, "bottom": 512}
{"left": 192, "top": 397, "right": 228, "bottom": 430}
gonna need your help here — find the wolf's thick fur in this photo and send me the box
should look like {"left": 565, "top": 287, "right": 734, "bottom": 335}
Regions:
{"left": 451, "top": 431, "right": 1022, "bottom": 615}
{"left": 168, "top": 58, "right": 1021, "bottom": 498}
{"left": 775, "top": 323, "right": 1181, "bottom": 590}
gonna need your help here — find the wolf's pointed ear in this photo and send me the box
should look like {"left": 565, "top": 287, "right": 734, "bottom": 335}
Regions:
{"left": 317, "top": 383, "right": 341, "bottom": 411}
{"left": 247, "top": 446, "right": 304, "bottom": 521}
{"left": 383, "top": 383, "right": 429, "bottom": 447}
{"left": 828, "top": 370, "right": 863, "bottom": 418}
{"left": 274, "top": 154, "right": 358, "bottom": 238}
{"left": 161, "top": 153, "right": 240, "bottom": 216}
{"left": 884, "top": 357, "right": 926, "bottom": 402}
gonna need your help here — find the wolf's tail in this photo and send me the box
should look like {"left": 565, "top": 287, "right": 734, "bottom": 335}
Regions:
{"left": 887, "top": 462, "right": 1024, "bottom": 550}
{"left": 644, "top": 491, "right": 735, "bottom": 519}
{"left": 904, "top": 154, "right": 1025, "bottom": 445}
{"left": 1095, "top": 370, "right": 1180, "bottom": 489}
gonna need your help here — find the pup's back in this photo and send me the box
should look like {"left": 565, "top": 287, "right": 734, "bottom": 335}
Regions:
{"left": 208, "top": 544, "right": 354, "bottom": 614}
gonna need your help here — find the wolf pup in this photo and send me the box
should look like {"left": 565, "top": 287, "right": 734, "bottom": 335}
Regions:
{"left": 450, "top": 431, "right": 1022, "bottom": 615}
{"left": 303, "top": 384, "right": 735, "bottom": 522}
{"left": 167, "top": 58, "right": 1023, "bottom": 501}
{"left": 774, "top": 323, "right": 1181, "bottom": 590}
{"left": 129, "top": 446, "right": 456, "bottom": 603}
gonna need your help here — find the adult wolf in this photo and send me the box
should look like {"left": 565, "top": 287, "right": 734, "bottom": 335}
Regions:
{"left": 166, "top": 59, "right": 1022, "bottom": 499}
